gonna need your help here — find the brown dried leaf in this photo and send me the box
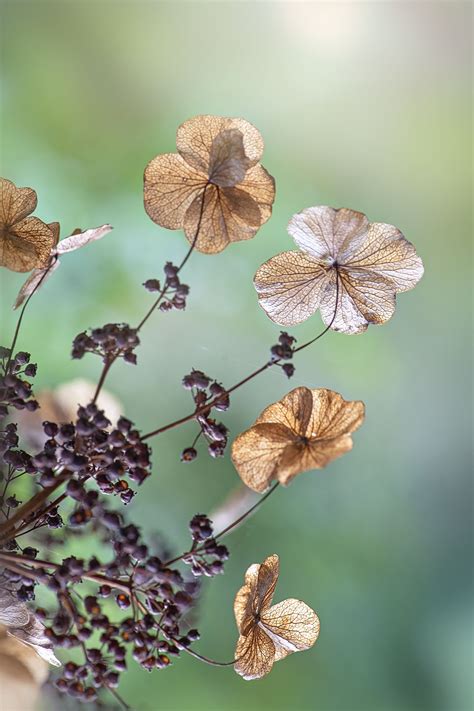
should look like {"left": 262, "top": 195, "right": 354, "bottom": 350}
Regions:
{"left": 0, "top": 178, "right": 57, "bottom": 272}
{"left": 234, "top": 554, "right": 319, "bottom": 680}
{"left": 231, "top": 387, "right": 365, "bottom": 492}
{"left": 144, "top": 115, "right": 275, "bottom": 253}
{"left": 254, "top": 206, "right": 423, "bottom": 333}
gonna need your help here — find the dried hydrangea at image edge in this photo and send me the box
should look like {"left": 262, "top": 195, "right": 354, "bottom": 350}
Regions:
{"left": 231, "top": 387, "right": 365, "bottom": 492}
{"left": 234, "top": 554, "right": 319, "bottom": 680}
{"left": 254, "top": 206, "right": 424, "bottom": 334}
{"left": 144, "top": 115, "right": 275, "bottom": 253}
{"left": 0, "top": 178, "right": 58, "bottom": 272}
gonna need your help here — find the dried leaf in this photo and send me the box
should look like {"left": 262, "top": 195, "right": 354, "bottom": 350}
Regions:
{"left": 0, "top": 178, "right": 57, "bottom": 273}
{"left": 254, "top": 206, "right": 423, "bottom": 334}
{"left": 231, "top": 387, "right": 365, "bottom": 492}
{"left": 14, "top": 258, "right": 60, "bottom": 309}
{"left": 144, "top": 115, "right": 275, "bottom": 253}
{"left": 0, "top": 588, "right": 60, "bottom": 667}
{"left": 56, "top": 224, "right": 113, "bottom": 253}
{"left": 234, "top": 554, "right": 319, "bottom": 680}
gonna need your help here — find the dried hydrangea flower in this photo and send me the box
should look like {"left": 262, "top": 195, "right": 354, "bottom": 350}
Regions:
{"left": 0, "top": 178, "right": 59, "bottom": 273}
{"left": 144, "top": 115, "right": 275, "bottom": 253}
{"left": 254, "top": 206, "right": 424, "bottom": 334}
{"left": 231, "top": 387, "right": 365, "bottom": 492}
{"left": 234, "top": 554, "right": 319, "bottom": 680}
{"left": 14, "top": 224, "right": 113, "bottom": 308}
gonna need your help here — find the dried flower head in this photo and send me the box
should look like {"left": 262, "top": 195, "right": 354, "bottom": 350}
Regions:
{"left": 234, "top": 554, "right": 319, "bottom": 680}
{"left": 254, "top": 206, "right": 424, "bottom": 334}
{"left": 0, "top": 178, "right": 59, "bottom": 273}
{"left": 144, "top": 115, "right": 275, "bottom": 253}
{"left": 231, "top": 387, "right": 365, "bottom": 492}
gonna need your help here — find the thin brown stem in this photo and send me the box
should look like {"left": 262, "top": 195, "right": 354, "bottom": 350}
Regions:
{"left": 141, "top": 273, "right": 341, "bottom": 442}
{"left": 3, "top": 260, "right": 56, "bottom": 375}
{"left": 164, "top": 483, "right": 279, "bottom": 567}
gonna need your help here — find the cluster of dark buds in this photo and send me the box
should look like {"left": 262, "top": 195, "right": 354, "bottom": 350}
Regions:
{"left": 71, "top": 324, "right": 140, "bottom": 365}
{"left": 0, "top": 516, "right": 214, "bottom": 700}
{"left": 144, "top": 262, "right": 190, "bottom": 312}
{"left": 33, "top": 406, "right": 151, "bottom": 516}
{"left": 181, "top": 370, "right": 230, "bottom": 460}
{"left": 0, "top": 349, "right": 39, "bottom": 418}
{"left": 270, "top": 332, "right": 296, "bottom": 378}
{"left": 184, "top": 514, "right": 229, "bottom": 577}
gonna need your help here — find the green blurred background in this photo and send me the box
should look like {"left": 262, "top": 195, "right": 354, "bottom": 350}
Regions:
{"left": 0, "top": 2, "right": 472, "bottom": 710}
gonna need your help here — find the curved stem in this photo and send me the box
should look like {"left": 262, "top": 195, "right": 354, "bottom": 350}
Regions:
{"left": 213, "top": 482, "right": 279, "bottom": 542}
{"left": 93, "top": 185, "right": 209, "bottom": 402}
{"left": 164, "top": 483, "right": 279, "bottom": 567}
{"left": 3, "top": 261, "right": 56, "bottom": 375}
{"left": 182, "top": 646, "right": 236, "bottom": 667}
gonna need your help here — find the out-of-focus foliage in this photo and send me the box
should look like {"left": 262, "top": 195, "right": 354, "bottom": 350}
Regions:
{"left": 0, "top": 2, "right": 471, "bottom": 710}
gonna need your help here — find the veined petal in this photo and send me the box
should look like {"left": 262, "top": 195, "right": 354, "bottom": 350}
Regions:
{"left": 254, "top": 250, "right": 330, "bottom": 326}
{"left": 2, "top": 217, "right": 56, "bottom": 272}
{"left": 342, "top": 222, "right": 424, "bottom": 292}
{"left": 0, "top": 178, "right": 37, "bottom": 225}
{"left": 320, "top": 268, "right": 398, "bottom": 334}
{"left": 231, "top": 422, "right": 296, "bottom": 493}
{"left": 260, "top": 598, "right": 320, "bottom": 656}
{"left": 143, "top": 153, "right": 207, "bottom": 230}
{"left": 238, "top": 164, "right": 275, "bottom": 225}
{"left": 288, "top": 206, "right": 369, "bottom": 262}
{"left": 177, "top": 115, "right": 264, "bottom": 173}
{"left": 256, "top": 387, "right": 314, "bottom": 435}
{"left": 234, "top": 626, "right": 275, "bottom": 680}
{"left": 183, "top": 184, "right": 261, "bottom": 254}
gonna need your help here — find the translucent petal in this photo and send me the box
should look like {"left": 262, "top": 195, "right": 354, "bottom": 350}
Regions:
{"left": 183, "top": 184, "right": 261, "bottom": 254}
{"left": 254, "top": 250, "right": 330, "bottom": 326}
{"left": 288, "top": 206, "right": 369, "bottom": 261}
{"left": 177, "top": 115, "right": 264, "bottom": 173}
{"left": 143, "top": 153, "right": 207, "bottom": 230}
{"left": 1, "top": 217, "right": 56, "bottom": 272}
{"left": 0, "top": 178, "right": 37, "bottom": 225}
{"left": 234, "top": 625, "right": 275, "bottom": 680}
{"left": 261, "top": 598, "right": 320, "bottom": 655}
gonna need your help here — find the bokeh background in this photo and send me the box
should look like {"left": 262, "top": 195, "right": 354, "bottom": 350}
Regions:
{"left": 0, "top": 2, "right": 472, "bottom": 710}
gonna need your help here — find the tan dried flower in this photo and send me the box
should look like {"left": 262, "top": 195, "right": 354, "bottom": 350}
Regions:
{"left": 0, "top": 178, "right": 59, "bottom": 272}
{"left": 254, "top": 206, "right": 424, "bottom": 334}
{"left": 234, "top": 554, "right": 320, "bottom": 680}
{"left": 231, "top": 387, "right": 365, "bottom": 493}
{"left": 144, "top": 115, "right": 275, "bottom": 253}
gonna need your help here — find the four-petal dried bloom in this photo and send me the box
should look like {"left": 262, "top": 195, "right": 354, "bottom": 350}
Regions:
{"left": 234, "top": 554, "right": 320, "bottom": 680}
{"left": 254, "top": 206, "right": 424, "bottom": 334}
{"left": 144, "top": 115, "right": 275, "bottom": 253}
{"left": 231, "top": 387, "right": 365, "bottom": 492}
{"left": 0, "top": 178, "right": 58, "bottom": 272}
